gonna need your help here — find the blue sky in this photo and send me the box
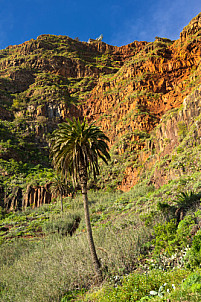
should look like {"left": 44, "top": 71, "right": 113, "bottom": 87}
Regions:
{"left": 0, "top": 0, "right": 200, "bottom": 49}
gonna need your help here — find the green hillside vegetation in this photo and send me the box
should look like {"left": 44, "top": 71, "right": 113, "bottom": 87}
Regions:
{"left": 1, "top": 105, "right": 201, "bottom": 300}
{"left": 0, "top": 13, "right": 201, "bottom": 300}
{"left": 1, "top": 87, "right": 201, "bottom": 301}
{"left": 1, "top": 172, "right": 201, "bottom": 301}
{"left": 0, "top": 117, "right": 51, "bottom": 194}
{"left": 1, "top": 86, "right": 201, "bottom": 301}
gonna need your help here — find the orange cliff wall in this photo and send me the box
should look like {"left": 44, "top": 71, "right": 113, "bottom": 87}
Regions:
{"left": 81, "top": 36, "right": 200, "bottom": 141}
{"left": 78, "top": 14, "right": 201, "bottom": 190}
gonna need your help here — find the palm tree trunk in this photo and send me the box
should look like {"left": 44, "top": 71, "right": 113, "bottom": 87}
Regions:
{"left": 60, "top": 195, "right": 63, "bottom": 212}
{"left": 80, "top": 174, "right": 102, "bottom": 282}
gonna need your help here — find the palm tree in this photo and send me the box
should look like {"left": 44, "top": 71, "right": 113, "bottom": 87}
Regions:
{"left": 50, "top": 117, "right": 110, "bottom": 281}
{"left": 50, "top": 173, "right": 69, "bottom": 212}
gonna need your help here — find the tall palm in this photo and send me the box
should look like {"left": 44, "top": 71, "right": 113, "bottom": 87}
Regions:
{"left": 50, "top": 117, "right": 110, "bottom": 281}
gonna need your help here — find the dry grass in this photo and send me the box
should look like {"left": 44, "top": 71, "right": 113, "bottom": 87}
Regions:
{"left": 0, "top": 215, "right": 151, "bottom": 302}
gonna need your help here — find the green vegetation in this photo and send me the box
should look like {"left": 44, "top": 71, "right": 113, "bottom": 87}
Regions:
{"left": 0, "top": 27, "right": 201, "bottom": 302}
{"left": 0, "top": 117, "right": 52, "bottom": 198}
{"left": 0, "top": 177, "right": 201, "bottom": 301}
{"left": 85, "top": 269, "right": 189, "bottom": 301}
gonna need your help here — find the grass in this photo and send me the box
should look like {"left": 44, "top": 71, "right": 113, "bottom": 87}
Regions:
{"left": 0, "top": 202, "right": 151, "bottom": 301}
{"left": 1, "top": 172, "right": 201, "bottom": 301}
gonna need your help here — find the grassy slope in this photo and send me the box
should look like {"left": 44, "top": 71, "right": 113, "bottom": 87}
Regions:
{"left": 0, "top": 179, "right": 201, "bottom": 301}
{"left": 1, "top": 150, "right": 201, "bottom": 302}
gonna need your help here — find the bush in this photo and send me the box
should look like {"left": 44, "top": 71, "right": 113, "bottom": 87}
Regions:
{"left": 183, "top": 271, "right": 201, "bottom": 291}
{"left": 84, "top": 269, "right": 188, "bottom": 301}
{"left": 153, "top": 219, "right": 178, "bottom": 256}
{"left": 185, "top": 230, "right": 201, "bottom": 268}
{"left": 174, "top": 191, "right": 201, "bottom": 209}
{"left": 168, "top": 270, "right": 201, "bottom": 301}
{"left": 42, "top": 213, "right": 81, "bottom": 236}
{"left": 153, "top": 215, "right": 196, "bottom": 257}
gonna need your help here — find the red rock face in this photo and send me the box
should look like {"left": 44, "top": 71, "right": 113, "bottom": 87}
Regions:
{"left": 76, "top": 15, "right": 201, "bottom": 190}
{"left": 81, "top": 35, "right": 201, "bottom": 141}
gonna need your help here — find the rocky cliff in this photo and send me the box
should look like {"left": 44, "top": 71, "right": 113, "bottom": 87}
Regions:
{"left": 119, "top": 85, "right": 201, "bottom": 190}
{"left": 0, "top": 13, "right": 201, "bottom": 209}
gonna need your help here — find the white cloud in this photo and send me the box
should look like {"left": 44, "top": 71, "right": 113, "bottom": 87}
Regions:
{"left": 110, "top": 0, "right": 201, "bottom": 46}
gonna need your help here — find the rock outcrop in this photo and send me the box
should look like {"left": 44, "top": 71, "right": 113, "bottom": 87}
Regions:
{"left": 180, "top": 12, "right": 201, "bottom": 42}
{"left": 151, "top": 85, "right": 201, "bottom": 187}
{"left": 22, "top": 183, "right": 52, "bottom": 210}
{"left": 118, "top": 85, "right": 201, "bottom": 191}
{"left": 3, "top": 183, "right": 52, "bottom": 211}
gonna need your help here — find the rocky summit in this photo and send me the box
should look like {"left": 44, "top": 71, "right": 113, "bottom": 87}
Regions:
{"left": 0, "top": 12, "right": 201, "bottom": 210}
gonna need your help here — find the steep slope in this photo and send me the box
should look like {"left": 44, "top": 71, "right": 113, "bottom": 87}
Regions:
{"left": 81, "top": 13, "right": 201, "bottom": 190}
{"left": 0, "top": 12, "right": 201, "bottom": 208}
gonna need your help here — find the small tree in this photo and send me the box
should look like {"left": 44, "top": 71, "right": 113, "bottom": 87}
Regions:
{"left": 51, "top": 173, "right": 69, "bottom": 212}
{"left": 50, "top": 117, "right": 110, "bottom": 281}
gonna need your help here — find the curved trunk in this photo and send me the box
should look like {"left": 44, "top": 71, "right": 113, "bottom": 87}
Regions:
{"left": 79, "top": 164, "right": 102, "bottom": 282}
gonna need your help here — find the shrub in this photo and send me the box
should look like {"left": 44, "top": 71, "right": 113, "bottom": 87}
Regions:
{"left": 185, "top": 230, "right": 201, "bottom": 268}
{"left": 182, "top": 271, "right": 201, "bottom": 291}
{"left": 174, "top": 191, "right": 201, "bottom": 209}
{"left": 157, "top": 191, "right": 201, "bottom": 225}
{"left": 157, "top": 201, "right": 175, "bottom": 222}
{"left": 153, "top": 215, "right": 196, "bottom": 257}
{"left": 177, "top": 121, "right": 187, "bottom": 140}
{"left": 84, "top": 269, "right": 188, "bottom": 301}
{"left": 153, "top": 219, "right": 178, "bottom": 256}
{"left": 42, "top": 214, "right": 81, "bottom": 236}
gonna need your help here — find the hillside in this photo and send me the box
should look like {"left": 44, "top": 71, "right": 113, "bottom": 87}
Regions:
{"left": 0, "top": 12, "right": 201, "bottom": 302}
{"left": 0, "top": 13, "right": 200, "bottom": 208}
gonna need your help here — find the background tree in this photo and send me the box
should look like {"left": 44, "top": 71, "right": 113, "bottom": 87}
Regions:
{"left": 50, "top": 117, "right": 110, "bottom": 281}
{"left": 50, "top": 173, "right": 69, "bottom": 212}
